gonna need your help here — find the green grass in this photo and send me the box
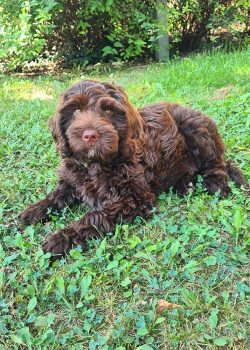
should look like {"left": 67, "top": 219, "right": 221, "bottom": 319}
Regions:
{"left": 0, "top": 50, "right": 249, "bottom": 350}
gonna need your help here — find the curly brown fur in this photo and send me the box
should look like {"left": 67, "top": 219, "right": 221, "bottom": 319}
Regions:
{"left": 20, "top": 80, "right": 248, "bottom": 259}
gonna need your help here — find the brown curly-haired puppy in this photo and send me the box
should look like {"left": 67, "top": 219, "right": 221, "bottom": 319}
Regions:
{"left": 20, "top": 80, "right": 247, "bottom": 259}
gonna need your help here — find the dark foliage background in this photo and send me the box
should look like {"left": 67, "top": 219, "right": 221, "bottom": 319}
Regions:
{"left": 0, "top": 0, "right": 249, "bottom": 72}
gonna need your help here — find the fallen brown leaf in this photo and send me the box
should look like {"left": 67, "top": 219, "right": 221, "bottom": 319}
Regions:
{"left": 156, "top": 299, "right": 181, "bottom": 315}
{"left": 210, "top": 85, "right": 233, "bottom": 100}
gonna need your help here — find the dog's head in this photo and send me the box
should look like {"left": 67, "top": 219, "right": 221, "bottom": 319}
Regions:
{"left": 50, "top": 80, "right": 144, "bottom": 162}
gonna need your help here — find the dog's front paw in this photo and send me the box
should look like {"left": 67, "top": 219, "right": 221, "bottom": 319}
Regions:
{"left": 19, "top": 202, "right": 48, "bottom": 225}
{"left": 42, "top": 231, "right": 71, "bottom": 257}
{"left": 42, "top": 227, "right": 84, "bottom": 258}
{"left": 42, "top": 227, "right": 88, "bottom": 260}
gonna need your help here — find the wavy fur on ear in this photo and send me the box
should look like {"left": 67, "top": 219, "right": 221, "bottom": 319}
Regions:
{"left": 103, "top": 82, "right": 145, "bottom": 140}
{"left": 101, "top": 82, "right": 145, "bottom": 159}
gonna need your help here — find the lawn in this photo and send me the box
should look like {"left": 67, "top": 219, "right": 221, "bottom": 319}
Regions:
{"left": 0, "top": 50, "right": 249, "bottom": 349}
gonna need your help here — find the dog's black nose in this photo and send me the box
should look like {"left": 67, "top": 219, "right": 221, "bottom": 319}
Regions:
{"left": 82, "top": 129, "right": 100, "bottom": 143}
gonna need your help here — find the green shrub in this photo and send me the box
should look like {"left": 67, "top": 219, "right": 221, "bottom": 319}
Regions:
{"left": 47, "top": 1, "right": 158, "bottom": 67}
{"left": 0, "top": 0, "right": 57, "bottom": 71}
{"left": 165, "top": 0, "right": 249, "bottom": 54}
{"left": 0, "top": 0, "right": 248, "bottom": 72}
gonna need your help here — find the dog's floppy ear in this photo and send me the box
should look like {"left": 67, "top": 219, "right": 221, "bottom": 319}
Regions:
{"left": 103, "top": 82, "right": 144, "bottom": 140}
{"left": 102, "top": 82, "right": 145, "bottom": 159}
{"left": 49, "top": 93, "right": 87, "bottom": 157}
{"left": 49, "top": 93, "right": 68, "bottom": 157}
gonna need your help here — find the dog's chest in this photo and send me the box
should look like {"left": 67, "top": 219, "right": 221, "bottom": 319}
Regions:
{"left": 74, "top": 164, "right": 125, "bottom": 209}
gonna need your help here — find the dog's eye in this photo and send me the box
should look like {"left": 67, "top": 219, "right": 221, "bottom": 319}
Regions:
{"left": 103, "top": 108, "right": 113, "bottom": 117}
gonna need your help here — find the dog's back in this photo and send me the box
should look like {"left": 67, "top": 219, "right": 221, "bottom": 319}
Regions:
{"left": 140, "top": 102, "right": 247, "bottom": 196}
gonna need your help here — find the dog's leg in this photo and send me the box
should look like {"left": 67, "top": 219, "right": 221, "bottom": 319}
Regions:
{"left": 168, "top": 103, "right": 232, "bottom": 197}
{"left": 201, "top": 160, "right": 231, "bottom": 197}
{"left": 42, "top": 192, "right": 155, "bottom": 259}
{"left": 174, "top": 174, "right": 195, "bottom": 196}
{"left": 42, "top": 210, "right": 112, "bottom": 258}
{"left": 19, "top": 180, "right": 77, "bottom": 225}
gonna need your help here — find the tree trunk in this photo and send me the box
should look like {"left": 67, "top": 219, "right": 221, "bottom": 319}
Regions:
{"left": 156, "top": 0, "right": 169, "bottom": 61}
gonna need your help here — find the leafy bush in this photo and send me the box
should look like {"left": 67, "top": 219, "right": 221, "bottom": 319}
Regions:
{"left": 0, "top": 0, "right": 248, "bottom": 71}
{"left": 0, "top": 0, "right": 57, "bottom": 71}
{"left": 47, "top": 1, "right": 158, "bottom": 67}
{"left": 0, "top": 0, "right": 158, "bottom": 71}
{"left": 165, "top": 0, "right": 249, "bottom": 54}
